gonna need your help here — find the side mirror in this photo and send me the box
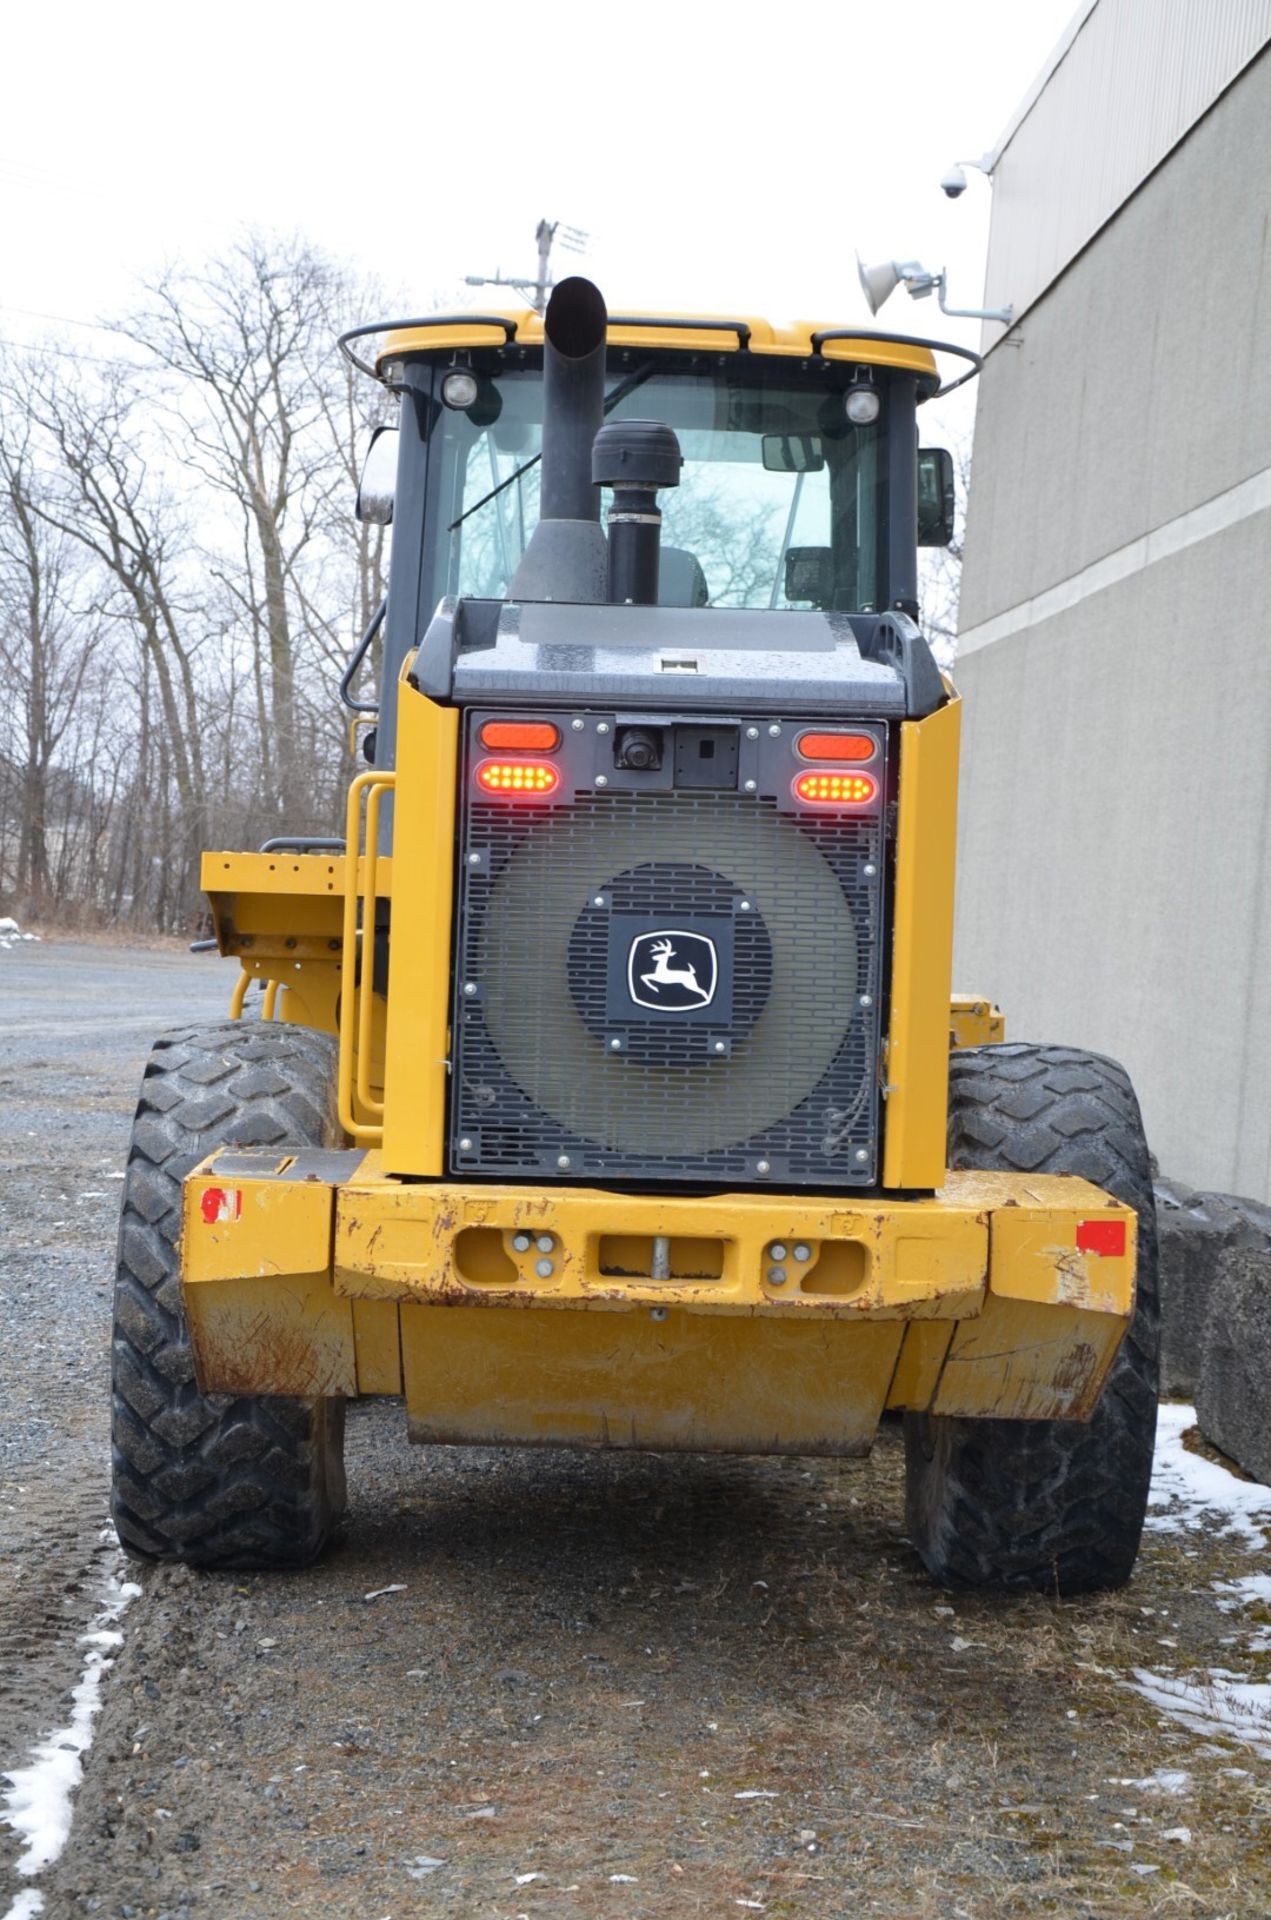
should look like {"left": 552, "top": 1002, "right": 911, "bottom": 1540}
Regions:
{"left": 356, "top": 424, "right": 398, "bottom": 525}
{"left": 917, "top": 446, "right": 956, "bottom": 547}
{"left": 762, "top": 433, "right": 825, "bottom": 474}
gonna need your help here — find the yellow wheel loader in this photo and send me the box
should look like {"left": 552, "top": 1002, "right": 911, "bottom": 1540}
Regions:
{"left": 109, "top": 279, "right": 1158, "bottom": 1594}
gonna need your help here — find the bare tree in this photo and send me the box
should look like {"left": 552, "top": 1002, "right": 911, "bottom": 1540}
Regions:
{"left": 119, "top": 235, "right": 385, "bottom": 834}
{"left": 0, "top": 360, "right": 102, "bottom": 909}
{"left": 22, "top": 356, "right": 210, "bottom": 903}
{"left": 0, "top": 236, "right": 421, "bottom": 931}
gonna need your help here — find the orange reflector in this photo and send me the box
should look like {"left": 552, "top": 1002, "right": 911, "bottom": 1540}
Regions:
{"left": 476, "top": 759, "right": 560, "bottom": 796}
{"left": 478, "top": 720, "right": 561, "bottom": 751}
{"left": 797, "top": 731, "right": 876, "bottom": 762}
{"left": 793, "top": 770, "right": 877, "bottom": 806}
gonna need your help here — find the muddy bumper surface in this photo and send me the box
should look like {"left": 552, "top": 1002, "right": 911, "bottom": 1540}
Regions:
{"left": 182, "top": 1155, "right": 1137, "bottom": 1449}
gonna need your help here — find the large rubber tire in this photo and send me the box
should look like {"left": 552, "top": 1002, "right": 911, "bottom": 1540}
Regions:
{"left": 904, "top": 1044, "right": 1159, "bottom": 1596}
{"left": 111, "top": 1021, "right": 347, "bottom": 1570}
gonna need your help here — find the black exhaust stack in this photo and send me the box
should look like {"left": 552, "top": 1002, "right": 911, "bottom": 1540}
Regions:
{"left": 510, "top": 277, "right": 609, "bottom": 603}
{"left": 592, "top": 420, "right": 682, "bottom": 605}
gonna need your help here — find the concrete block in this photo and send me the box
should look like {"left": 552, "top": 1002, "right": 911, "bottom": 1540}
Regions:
{"left": 1154, "top": 1180, "right": 1271, "bottom": 1397}
{"left": 1196, "top": 1244, "right": 1271, "bottom": 1486}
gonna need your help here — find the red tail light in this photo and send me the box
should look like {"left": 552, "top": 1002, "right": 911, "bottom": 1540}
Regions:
{"left": 479, "top": 720, "right": 560, "bottom": 751}
{"left": 793, "top": 770, "right": 877, "bottom": 806}
{"left": 476, "top": 759, "right": 560, "bottom": 796}
{"left": 797, "top": 731, "right": 876, "bottom": 762}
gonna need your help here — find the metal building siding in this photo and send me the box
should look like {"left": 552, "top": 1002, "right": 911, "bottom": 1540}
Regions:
{"left": 981, "top": 0, "right": 1271, "bottom": 335}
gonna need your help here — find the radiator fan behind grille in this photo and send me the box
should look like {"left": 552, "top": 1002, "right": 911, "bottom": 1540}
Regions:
{"left": 464, "top": 790, "right": 873, "bottom": 1170}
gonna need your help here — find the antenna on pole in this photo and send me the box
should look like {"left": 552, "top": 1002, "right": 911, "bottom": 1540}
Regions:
{"left": 464, "top": 218, "right": 591, "bottom": 314}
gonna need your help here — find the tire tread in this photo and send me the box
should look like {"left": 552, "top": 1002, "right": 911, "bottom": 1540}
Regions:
{"left": 904, "top": 1044, "right": 1159, "bottom": 1596}
{"left": 110, "top": 1020, "right": 346, "bottom": 1570}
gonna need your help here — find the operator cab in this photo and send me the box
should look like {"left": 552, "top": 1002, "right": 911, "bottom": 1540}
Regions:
{"left": 344, "top": 282, "right": 964, "bottom": 758}
{"left": 351, "top": 297, "right": 957, "bottom": 618}
{"left": 405, "top": 352, "right": 901, "bottom": 615}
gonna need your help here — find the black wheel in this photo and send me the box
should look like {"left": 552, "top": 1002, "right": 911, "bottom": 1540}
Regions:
{"left": 904, "top": 1044, "right": 1159, "bottom": 1596}
{"left": 111, "top": 1021, "right": 347, "bottom": 1570}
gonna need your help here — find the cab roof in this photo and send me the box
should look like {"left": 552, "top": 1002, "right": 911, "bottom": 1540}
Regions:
{"left": 373, "top": 308, "right": 941, "bottom": 390}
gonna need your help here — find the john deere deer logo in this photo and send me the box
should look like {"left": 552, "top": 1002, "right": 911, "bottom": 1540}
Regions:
{"left": 627, "top": 931, "right": 718, "bottom": 1012}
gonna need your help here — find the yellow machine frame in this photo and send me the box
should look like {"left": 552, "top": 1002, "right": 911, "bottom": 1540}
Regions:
{"left": 181, "top": 1152, "right": 1134, "bottom": 1450}
{"left": 189, "top": 669, "right": 1138, "bottom": 1454}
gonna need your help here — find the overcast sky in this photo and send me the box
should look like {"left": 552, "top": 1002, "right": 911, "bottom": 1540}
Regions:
{"left": 3, "top": 0, "right": 1074, "bottom": 377}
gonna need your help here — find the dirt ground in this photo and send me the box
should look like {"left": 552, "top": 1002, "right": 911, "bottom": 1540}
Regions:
{"left": 2, "top": 942, "right": 1268, "bottom": 1919}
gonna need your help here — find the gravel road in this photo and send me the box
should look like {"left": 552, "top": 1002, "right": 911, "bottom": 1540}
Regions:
{"left": 2, "top": 942, "right": 1268, "bottom": 1919}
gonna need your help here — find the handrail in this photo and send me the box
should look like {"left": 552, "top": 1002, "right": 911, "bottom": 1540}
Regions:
{"left": 338, "top": 314, "right": 519, "bottom": 381}
{"left": 356, "top": 778, "right": 390, "bottom": 1122}
{"left": 608, "top": 315, "right": 752, "bottom": 349}
{"left": 258, "top": 836, "right": 347, "bottom": 854}
{"left": 338, "top": 770, "right": 396, "bottom": 1142}
{"left": 339, "top": 598, "right": 385, "bottom": 715}
{"left": 809, "top": 327, "right": 983, "bottom": 399}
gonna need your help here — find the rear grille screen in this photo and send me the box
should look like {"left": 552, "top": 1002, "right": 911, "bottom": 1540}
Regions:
{"left": 451, "top": 711, "right": 886, "bottom": 1187}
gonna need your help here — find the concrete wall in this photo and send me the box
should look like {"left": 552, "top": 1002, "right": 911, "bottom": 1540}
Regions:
{"left": 980, "top": 0, "right": 1271, "bottom": 343}
{"left": 953, "top": 47, "right": 1271, "bottom": 1201}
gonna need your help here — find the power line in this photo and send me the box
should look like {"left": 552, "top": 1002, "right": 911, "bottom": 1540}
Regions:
{"left": 0, "top": 154, "right": 78, "bottom": 194}
{"left": 0, "top": 303, "right": 149, "bottom": 371}
{"left": 0, "top": 335, "right": 141, "bottom": 372}
{"left": 0, "top": 302, "right": 119, "bottom": 335}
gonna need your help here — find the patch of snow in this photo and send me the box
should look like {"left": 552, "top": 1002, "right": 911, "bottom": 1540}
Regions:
{"left": 2, "top": 1890, "right": 47, "bottom": 1920}
{"left": 407, "top": 1856, "right": 445, "bottom": 1879}
{"left": 0, "top": 917, "right": 40, "bottom": 950}
{"left": 734, "top": 1789, "right": 778, "bottom": 1799}
{"left": 1213, "top": 1573, "right": 1271, "bottom": 1611}
{"left": 1131, "top": 1421, "right": 1271, "bottom": 1757}
{"left": 1145, "top": 1403, "right": 1271, "bottom": 1550}
{"left": 1111, "top": 1769, "right": 1192, "bottom": 1796}
{"left": 363, "top": 1583, "right": 407, "bottom": 1601}
{"left": 1129, "top": 1668, "right": 1271, "bottom": 1761}
{"left": 2, "top": 1550, "right": 141, "bottom": 1885}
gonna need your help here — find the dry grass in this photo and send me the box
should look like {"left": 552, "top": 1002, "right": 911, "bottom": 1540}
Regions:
{"left": 18, "top": 920, "right": 194, "bottom": 951}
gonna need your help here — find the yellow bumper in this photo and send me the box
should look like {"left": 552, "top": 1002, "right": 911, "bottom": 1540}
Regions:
{"left": 181, "top": 1154, "right": 1136, "bottom": 1455}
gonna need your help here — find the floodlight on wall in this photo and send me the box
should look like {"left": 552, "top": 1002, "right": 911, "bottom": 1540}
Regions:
{"left": 856, "top": 253, "right": 1013, "bottom": 327}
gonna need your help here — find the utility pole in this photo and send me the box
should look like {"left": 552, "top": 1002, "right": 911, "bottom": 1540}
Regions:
{"left": 465, "top": 219, "right": 589, "bottom": 313}
{"left": 533, "top": 219, "right": 556, "bottom": 311}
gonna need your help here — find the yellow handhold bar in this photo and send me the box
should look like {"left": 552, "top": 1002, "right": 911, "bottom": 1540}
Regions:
{"left": 338, "top": 769, "right": 395, "bottom": 1142}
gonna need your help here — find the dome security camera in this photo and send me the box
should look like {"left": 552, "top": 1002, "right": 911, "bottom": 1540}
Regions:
{"left": 940, "top": 164, "right": 968, "bottom": 199}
